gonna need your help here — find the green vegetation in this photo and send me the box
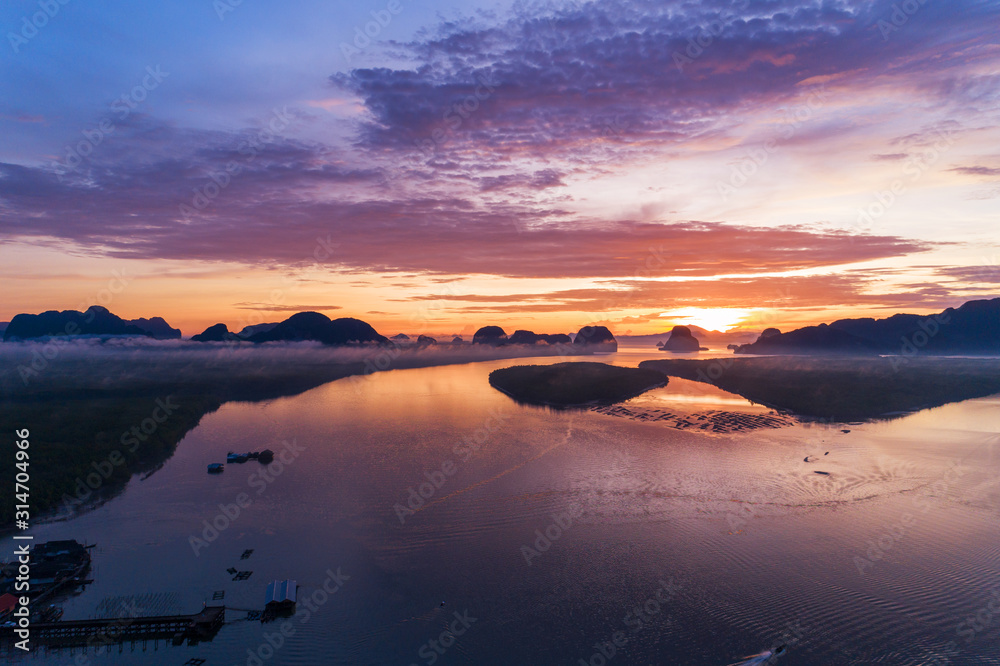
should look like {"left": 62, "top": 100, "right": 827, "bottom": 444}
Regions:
{"left": 489, "top": 362, "right": 667, "bottom": 407}
{"left": 0, "top": 354, "right": 367, "bottom": 526}
{"left": 639, "top": 356, "right": 1000, "bottom": 421}
{"left": 0, "top": 342, "right": 580, "bottom": 526}
{"left": 2, "top": 396, "right": 219, "bottom": 524}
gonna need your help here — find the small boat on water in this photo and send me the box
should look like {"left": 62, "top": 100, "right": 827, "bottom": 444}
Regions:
{"left": 728, "top": 645, "right": 786, "bottom": 665}
{"left": 207, "top": 463, "right": 224, "bottom": 474}
{"left": 222, "top": 450, "right": 274, "bottom": 464}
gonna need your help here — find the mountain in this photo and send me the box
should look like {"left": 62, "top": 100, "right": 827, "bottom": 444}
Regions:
{"left": 507, "top": 330, "right": 573, "bottom": 345}
{"left": 620, "top": 326, "right": 756, "bottom": 347}
{"left": 734, "top": 324, "right": 878, "bottom": 355}
{"left": 472, "top": 326, "right": 508, "bottom": 345}
{"left": 191, "top": 323, "right": 242, "bottom": 342}
{"left": 237, "top": 322, "right": 279, "bottom": 339}
{"left": 4, "top": 306, "right": 153, "bottom": 341}
{"left": 734, "top": 298, "right": 1000, "bottom": 355}
{"left": 573, "top": 325, "right": 617, "bottom": 351}
{"left": 129, "top": 316, "right": 182, "bottom": 339}
{"left": 248, "top": 312, "right": 388, "bottom": 345}
{"left": 659, "top": 325, "right": 702, "bottom": 352}
{"left": 829, "top": 298, "right": 1000, "bottom": 353}
{"left": 508, "top": 329, "right": 539, "bottom": 345}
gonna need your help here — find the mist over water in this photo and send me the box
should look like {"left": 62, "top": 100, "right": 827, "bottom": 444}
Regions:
{"left": 4, "top": 348, "right": 1000, "bottom": 664}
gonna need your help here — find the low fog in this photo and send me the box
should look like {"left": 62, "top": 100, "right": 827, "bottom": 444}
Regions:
{"left": 0, "top": 337, "right": 577, "bottom": 400}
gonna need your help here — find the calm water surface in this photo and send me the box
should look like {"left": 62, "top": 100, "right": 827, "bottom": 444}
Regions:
{"left": 7, "top": 348, "right": 1000, "bottom": 665}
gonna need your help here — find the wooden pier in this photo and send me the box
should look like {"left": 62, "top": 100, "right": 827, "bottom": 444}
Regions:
{"left": 2, "top": 605, "right": 225, "bottom": 648}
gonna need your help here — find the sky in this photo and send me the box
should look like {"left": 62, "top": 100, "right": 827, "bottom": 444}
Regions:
{"left": 1, "top": 0, "right": 999, "bottom": 337}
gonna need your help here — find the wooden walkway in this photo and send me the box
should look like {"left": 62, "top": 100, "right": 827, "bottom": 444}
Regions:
{"left": 2, "top": 606, "right": 225, "bottom": 647}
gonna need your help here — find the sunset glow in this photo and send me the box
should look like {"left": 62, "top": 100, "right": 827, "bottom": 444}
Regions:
{"left": 659, "top": 308, "right": 754, "bottom": 333}
{"left": 3, "top": 4, "right": 1000, "bottom": 664}
{"left": 2, "top": 0, "right": 999, "bottom": 336}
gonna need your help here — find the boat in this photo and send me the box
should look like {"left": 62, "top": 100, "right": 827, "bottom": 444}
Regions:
{"left": 207, "top": 463, "right": 224, "bottom": 474}
{"left": 226, "top": 452, "right": 249, "bottom": 463}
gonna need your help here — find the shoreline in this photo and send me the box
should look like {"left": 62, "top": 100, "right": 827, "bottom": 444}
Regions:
{"left": 0, "top": 344, "right": 599, "bottom": 527}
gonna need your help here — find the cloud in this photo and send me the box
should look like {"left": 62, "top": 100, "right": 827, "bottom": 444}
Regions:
{"left": 234, "top": 303, "right": 343, "bottom": 312}
{"left": 948, "top": 165, "right": 1000, "bottom": 177}
{"left": 0, "top": 146, "right": 929, "bottom": 279}
{"left": 0, "top": 114, "right": 45, "bottom": 124}
{"left": 404, "top": 271, "right": 956, "bottom": 314}
{"left": 333, "top": 0, "right": 998, "bottom": 162}
{"left": 938, "top": 266, "right": 1000, "bottom": 284}
{"left": 478, "top": 169, "right": 566, "bottom": 192}
{"left": 1, "top": 0, "right": 991, "bottom": 313}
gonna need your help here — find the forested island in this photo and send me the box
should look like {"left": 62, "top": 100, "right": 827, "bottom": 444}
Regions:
{"left": 639, "top": 356, "right": 1000, "bottom": 421}
{"left": 489, "top": 362, "right": 667, "bottom": 407}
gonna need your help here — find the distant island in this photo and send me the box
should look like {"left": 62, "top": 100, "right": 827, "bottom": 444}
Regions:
{"left": 732, "top": 298, "right": 1000, "bottom": 355}
{"left": 471, "top": 325, "right": 616, "bottom": 352}
{"left": 1, "top": 307, "right": 619, "bottom": 352}
{"left": 0, "top": 307, "right": 625, "bottom": 525}
{"left": 657, "top": 325, "right": 706, "bottom": 352}
{"left": 639, "top": 356, "right": 1000, "bottom": 421}
{"left": 3, "top": 306, "right": 181, "bottom": 341}
{"left": 489, "top": 362, "right": 667, "bottom": 408}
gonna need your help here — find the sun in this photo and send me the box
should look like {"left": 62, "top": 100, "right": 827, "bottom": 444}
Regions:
{"left": 659, "top": 307, "right": 752, "bottom": 332}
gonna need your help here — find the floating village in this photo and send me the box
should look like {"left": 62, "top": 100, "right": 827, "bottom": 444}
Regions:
{"left": 1, "top": 449, "right": 296, "bottom": 658}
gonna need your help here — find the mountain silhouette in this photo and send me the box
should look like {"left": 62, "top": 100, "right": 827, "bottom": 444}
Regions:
{"left": 248, "top": 312, "right": 388, "bottom": 345}
{"left": 735, "top": 298, "right": 1000, "bottom": 355}
{"left": 4, "top": 306, "right": 155, "bottom": 341}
